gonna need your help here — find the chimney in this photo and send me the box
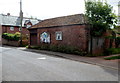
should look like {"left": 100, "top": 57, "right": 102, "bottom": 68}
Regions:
{"left": 7, "top": 13, "right": 10, "bottom": 16}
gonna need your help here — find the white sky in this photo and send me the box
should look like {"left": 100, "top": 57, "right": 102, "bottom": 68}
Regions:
{"left": 0, "top": 0, "right": 119, "bottom": 20}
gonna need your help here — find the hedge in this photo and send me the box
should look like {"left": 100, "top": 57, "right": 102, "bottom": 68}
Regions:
{"left": 104, "top": 48, "right": 120, "bottom": 55}
{"left": 2, "top": 32, "right": 20, "bottom": 41}
{"left": 28, "top": 44, "right": 87, "bottom": 56}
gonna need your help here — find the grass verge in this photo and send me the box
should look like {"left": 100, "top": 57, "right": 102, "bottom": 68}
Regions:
{"left": 104, "top": 55, "right": 120, "bottom": 60}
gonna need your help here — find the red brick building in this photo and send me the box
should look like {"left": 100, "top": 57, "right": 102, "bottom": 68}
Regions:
{"left": 29, "top": 14, "right": 112, "bottom": 54}
{"left": 28, "top": 14, "right": 90, "bottom": 52}
{"left": 0, "top": 14, "right": 40, "bottom": 35}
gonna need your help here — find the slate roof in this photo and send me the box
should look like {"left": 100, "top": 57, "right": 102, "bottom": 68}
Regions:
{"left": 30, "top": 14, "right": 87, "bottom": 29}
{"left": 0, "top": 14, "right": 40, "bottom": 27}
{"left": 119, "top": 1, "right": 120, "bottom": 5}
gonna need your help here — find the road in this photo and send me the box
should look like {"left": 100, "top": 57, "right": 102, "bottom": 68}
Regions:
{"left": 1, "top": 46, "right": 118, "bottom": 81}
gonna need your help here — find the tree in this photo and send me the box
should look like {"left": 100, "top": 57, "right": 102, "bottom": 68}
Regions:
{"left": 84, "top": 0, "right": 117, "bottom": 54}
{"left": 85, "top": 0, "right": 117, "bottom": 37}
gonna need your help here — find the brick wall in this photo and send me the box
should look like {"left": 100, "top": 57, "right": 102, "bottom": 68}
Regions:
{"left": 30, "top": 25, "right": 89, "bottom": 51}
{"left": 2, "top": 25, "right": 29, "bottom": 35}
{"left": 29, "top": 25, "right": 118, "bottom": 55}
{"left": 2, "top": 38, "right": 20, "bottom": 46}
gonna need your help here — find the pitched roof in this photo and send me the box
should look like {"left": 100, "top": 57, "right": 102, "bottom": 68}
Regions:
{"left": 31, "top": 14, "right": 87, "bottom": 29}
{"left": 119, "top": 1, "right": 120, "bottom": 5}
{"left": 0, "top": 14, "right": 40, "bottom": 27}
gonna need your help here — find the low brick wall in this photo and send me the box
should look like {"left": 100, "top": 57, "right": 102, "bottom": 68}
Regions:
{"left": 2, "top": 38, "right": 20, "bottom": 46}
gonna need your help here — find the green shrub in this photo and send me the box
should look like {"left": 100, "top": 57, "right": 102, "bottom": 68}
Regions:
{"left": 115, "top": 37, "right": 120, "bottom": 47}
{"left": 19, "top": 40, "right": 28, "bottom": 47}
{"left": 2, "top": 32, "right": 20, "bottom": 41}
{"left": 104, "top": 48, "right": 120, "bottom": 55}
{"left": 26, "top": 45, "right": 29, "bottom": 48}
{"left": 39, "top": 44, "right": 50, "bottom": 50}
{"left": 57, "top": 45, "right": 66, "bottom": 53}
{"left": 49, "top": 45, "right": 58, "bottom": 51}
{"left": 104, "top": 56, "right": 120, "bottom": 60}
{"left": 28, "top": 44, "right": 87, "bottom": 56}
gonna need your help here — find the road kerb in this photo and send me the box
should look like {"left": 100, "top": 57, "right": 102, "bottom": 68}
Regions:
{"left": 22, "top": 48, "right": 119, "bottom": 70}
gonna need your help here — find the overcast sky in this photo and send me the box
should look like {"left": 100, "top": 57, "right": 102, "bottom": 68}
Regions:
{"left": 0, "top": 0, "right": 119, "bottom": 20}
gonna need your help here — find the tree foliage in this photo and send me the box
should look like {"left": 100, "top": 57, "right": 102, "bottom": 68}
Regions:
{"left": 85, "top": 0, "right": 117, "bottom": 37}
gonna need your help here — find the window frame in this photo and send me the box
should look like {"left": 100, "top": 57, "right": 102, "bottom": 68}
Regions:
{"left": 40, "top": 32, "right": 50, "bottom": 43}
{"left": 55, "top": 31, "right": 62, "bottom": 40}
{"left": 10, "top": 27, "right": 14, "bottom": 31}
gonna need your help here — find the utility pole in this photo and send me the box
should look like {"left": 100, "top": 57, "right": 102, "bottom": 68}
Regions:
{"left": 118, "top": 1, "right": 120, "bottom": 26}
{"left": 90, "top": 24, "right": 93, "bottom": 55}
{"left": 20, "top": 0, "right": 23, "bottom": 46}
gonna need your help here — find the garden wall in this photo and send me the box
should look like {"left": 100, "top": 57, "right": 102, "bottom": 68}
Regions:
{"left": 2, "top": 38, "right": 28, "bottom": 47}
{"left": 2, "top": 38, "right": 20, "bottom": 46}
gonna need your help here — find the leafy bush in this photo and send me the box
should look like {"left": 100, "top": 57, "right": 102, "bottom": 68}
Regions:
{"left": 105, "top": 36, "right": 116, "bottom": 39}
{"left": 28, "top": 44, "right": 86, "bottom": 56}
{"left": 19, "top": 40, "right": 28, "bottom": 47}
{"left": 15, "top": 32, "right": 21, "bottom": 36}
{"left": 38, "top": 44, "right": 50, "bottom": 50}
{"left": 49, "top": 45, "right": 58, "bottom": 51}
{"left": 104, "top": 48, "right": 120, "bottom": 55}
{"left": 104, "top": 56, "right": 120, "bottom": 60}
{"left": 26, "top": 45, "right": 29, "bottom": 48}
{"left": 115, "top": 37, "right": 120, "bottom": 47}
{"left": 2, "top": 32, "right": 20, "bottom": 41}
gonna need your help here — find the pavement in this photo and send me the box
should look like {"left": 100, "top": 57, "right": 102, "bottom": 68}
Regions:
{"left": 2, "top": 45, "right": 120, "bottom": 70}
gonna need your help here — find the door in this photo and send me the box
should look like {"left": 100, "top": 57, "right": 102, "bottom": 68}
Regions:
{"left": 30, "top": 33, "right": 37, "bottom": 45}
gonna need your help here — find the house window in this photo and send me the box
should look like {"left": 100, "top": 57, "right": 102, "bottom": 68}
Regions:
{"left": 40, "top": 32, "right": 50, "bottom": 43}
{"left": 56, "top": 31, "right": 62, "bottom": 40}
{"left": 26, "top": 25, "right": 31, "bottom": 28}
{"left": 10, "top": 27, "right": 14, "bottom": 31}
{"left": 19, "top": 28, "right": 21, "bottom": 31}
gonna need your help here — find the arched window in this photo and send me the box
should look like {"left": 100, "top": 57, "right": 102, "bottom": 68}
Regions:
{"left": 40, "top": 32, "right": 50, "bottom": 43}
